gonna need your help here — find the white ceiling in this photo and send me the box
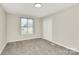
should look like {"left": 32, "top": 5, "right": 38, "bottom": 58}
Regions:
{"left": 1, "top": 3, "right": 78, "bottom": 18}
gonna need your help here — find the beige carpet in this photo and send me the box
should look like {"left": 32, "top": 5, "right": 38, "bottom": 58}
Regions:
{"left": 1, "top": 38, "right": 79, "bottom": 55}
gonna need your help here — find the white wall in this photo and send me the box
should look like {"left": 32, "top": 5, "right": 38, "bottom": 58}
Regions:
{"left": 7, "top": 14, "right": 42, "bottom": 42}
{"left": 43, "top": 5, "right": 79, "bottom": 52}
{"left": 43, "top": 16, "right": 53, "bottom": 42}
{"left": 53, "top": 5, "right": 79, "bottom": 52}
{"left": 0, "top": 5, "right": 7, "bottom": 54}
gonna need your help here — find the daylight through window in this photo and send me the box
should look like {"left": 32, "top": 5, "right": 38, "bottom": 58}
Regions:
{"left": 21, "top": 18, "right": 34, "bottom": 35}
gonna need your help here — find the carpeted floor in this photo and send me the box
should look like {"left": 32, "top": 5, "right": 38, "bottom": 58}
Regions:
{"left": 1, "top": 38, "right": 79, "bottom": 55}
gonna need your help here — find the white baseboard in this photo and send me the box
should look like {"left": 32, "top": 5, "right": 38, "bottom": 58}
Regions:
{"left": 51, "top": 40, "right": 79, "bottom": 53}
{"left": 0, "top": 41, "right": 7, "bottom": 54}
{"left": 43, "top": 39, "right": 79, "bottom": 53}
{"left": 8, "top": 37, "right": 42, "bottom": 43}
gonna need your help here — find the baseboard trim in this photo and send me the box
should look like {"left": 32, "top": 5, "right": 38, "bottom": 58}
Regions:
{"left": 44, "top": 39, "right": 79, "bottom": 53}
{"left": 8, "top": 38, "right": 42, "bottom": 43}
{"left": 0, "top": 42, "right": 7, "bottom": 54}
{"left": 53, "top": 41, "right": 79, "bottom": 53}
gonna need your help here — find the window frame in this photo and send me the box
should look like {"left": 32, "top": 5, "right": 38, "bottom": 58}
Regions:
{"left": 20, "top": 17, "right": 35, "bottom": 35}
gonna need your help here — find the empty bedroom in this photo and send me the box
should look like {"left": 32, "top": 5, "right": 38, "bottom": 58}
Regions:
{"left": 0, "top": 3, "right": 79, "bottom": 55}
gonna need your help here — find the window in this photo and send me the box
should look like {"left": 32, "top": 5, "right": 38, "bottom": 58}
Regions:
{"left": 21, "top": 18, "right": 34, "bottom": 35}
